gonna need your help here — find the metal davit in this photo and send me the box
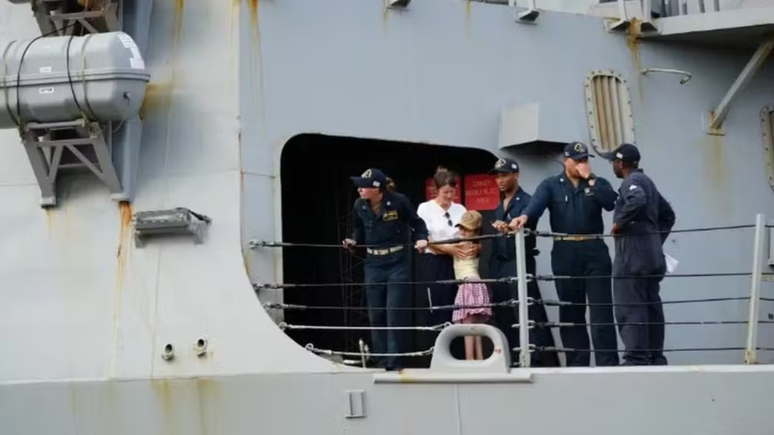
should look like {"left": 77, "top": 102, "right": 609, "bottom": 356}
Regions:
{"left": 0, "top": 0, "right": 153, "bottom": 206}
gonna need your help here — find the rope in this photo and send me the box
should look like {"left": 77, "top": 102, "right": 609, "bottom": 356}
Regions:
{"left": 516, "top": 346, "right": 749, "bottom": 353}
{"left": 266, "top": 297, "right": 749, "bottom": 311}
{"left": 539, "top": 296, "right": 751, "bottom": 307}
{"left": 280, "top": 322, "right": 450, "bottom": 331}
{"left": 520, "top": 320, "right": 774, "bottom": 328}
{"left": 250, "top": 224, "right": 757, "bottom": 253}
{"left": 257, "top": 272, "right": 760, "bottom": 290}
{"left": 254, "top": 276, "right": 518, "bottom": 290}
{"left": 535, "top": 272, "right": 757, "bottom": 281}
{"left": 305, "top": 344, "right": 434, "bottom": 358}
{"left": 249, "top": 232, "right": 514, "bottom": 250}
{"left": 532, "top": 224, "right": 756, "bottom": 240}
{"left": 263, "top": 299, "right": 520, "bottom": 311}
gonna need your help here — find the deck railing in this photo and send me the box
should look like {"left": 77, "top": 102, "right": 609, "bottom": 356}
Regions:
{"left": 253, "top": 212, "right": 773, "bottom": 369}
{"left": 508, "top": 213, "right": 770, "bottom": 368}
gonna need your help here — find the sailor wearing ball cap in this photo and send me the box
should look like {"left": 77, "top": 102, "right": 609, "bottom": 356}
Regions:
{"left": 343, "top": 168, "right": 429, "bottom": 371}
{"left": 511, "top": 141, "right": 620, "bottom": 367}
{"left": 488, "top": 157, "right": 559, "bottom": 367}
{"left": 603, "top": 143, "right": 676, "bottom": 366}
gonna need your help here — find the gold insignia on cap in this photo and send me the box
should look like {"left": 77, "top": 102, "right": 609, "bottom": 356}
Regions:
{"left": 362, "top": 169, "right": 372, "bottom": 178}
{"left": 574, "top": 142, "right": 586, "bottom": 153}
{"left": 495, "top": 158, "right": 506, "bottom": 168}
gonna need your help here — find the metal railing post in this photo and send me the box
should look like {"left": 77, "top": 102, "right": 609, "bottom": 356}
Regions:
{"left": 744, "top": 213, "right": 766, "bottom": 364}
{"left": 515, "top": 229, "right": 531, "bottom": 368}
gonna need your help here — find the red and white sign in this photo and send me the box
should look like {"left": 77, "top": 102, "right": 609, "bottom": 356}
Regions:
{"left": 424, "top": 177, "right": 462, "bottom": 203}
{"left": 463, "top": 174, "right": 500, "bottom": 211}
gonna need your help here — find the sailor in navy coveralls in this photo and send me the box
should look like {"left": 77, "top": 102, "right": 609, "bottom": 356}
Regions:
{"left": 512, "top": 142, "right": 620, "bottom": 367}
{"left": 343, "top": 168, "right": 429, "bottom": 370}
{"left": 603, "top": 144, "right": 676, "bottom": 366}
{"left": 488, "top": 158, "right": 559, "bottom": 367}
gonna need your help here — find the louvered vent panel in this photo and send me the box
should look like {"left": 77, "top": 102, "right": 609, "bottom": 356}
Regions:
{"left": 585, "top": 71, "right": 635, "bottom": 152}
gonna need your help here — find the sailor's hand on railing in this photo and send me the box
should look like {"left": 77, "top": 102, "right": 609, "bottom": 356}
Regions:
{"left": 342, "top": 238, "right": 357, "bottom": 251}
{"left": 610, "top": 223, "right": 621, "bottom": 236}
{"left": 509, "top": 215, "right": 529, "bottom": 231}
{"left": 415, "top": 239, "right": 428, "bottom": 253}
{"left": 492, "top": 220, "right": 510, "bottom": 234}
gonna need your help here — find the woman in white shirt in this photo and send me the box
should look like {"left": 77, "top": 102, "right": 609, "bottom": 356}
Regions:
{"left": 416, "top": 167, "right": 477, "bottom": 329}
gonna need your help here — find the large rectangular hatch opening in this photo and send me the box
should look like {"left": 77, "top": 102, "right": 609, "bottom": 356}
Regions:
{"left": 279, "top": 134, "right": 498, "bottom": 367}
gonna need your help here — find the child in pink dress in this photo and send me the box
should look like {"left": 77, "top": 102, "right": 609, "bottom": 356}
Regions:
{"left": 452, "top": 210, "right": 493, "bottom": 360}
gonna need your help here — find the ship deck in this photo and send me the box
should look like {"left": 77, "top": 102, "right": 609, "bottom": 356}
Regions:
{"left": 643, "top": 6, "right": 774, "bottom": 47}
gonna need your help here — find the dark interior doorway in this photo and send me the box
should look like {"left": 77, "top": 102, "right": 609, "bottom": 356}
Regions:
{"left": 279, "top": 134, "right": 498, "bottom": 366}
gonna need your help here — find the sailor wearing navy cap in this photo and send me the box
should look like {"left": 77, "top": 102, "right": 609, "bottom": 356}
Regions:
{"left": 343, "top": 168, "right": 429, "bottom": 371}
{"left": 603, "top": 143, "right": 676, "bottom": 366}
{"left": 511, "top": 142, "right": 620, "bottom": 367}
{"left": 488, "top": 157, "right": 559, "bottom": 367}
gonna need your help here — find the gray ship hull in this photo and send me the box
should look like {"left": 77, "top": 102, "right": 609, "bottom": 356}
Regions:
{"left": 1, "top": 0, "right": 774, "bottom": 433}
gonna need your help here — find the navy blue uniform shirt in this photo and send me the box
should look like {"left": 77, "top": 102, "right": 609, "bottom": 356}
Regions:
{"left": 614, "top": 169, "right": 676, "bottom": 242}
{"left": 523, "top": 172, "right": 617, "bottom": 235}
{"left": 613, "top": 169, "right": 676, "bottom": 275}
{"left": 351, "top": 191, "right": 429, "bottom": 248}
{"left": 490, "top": 187, "right": 536, "bottom": 262}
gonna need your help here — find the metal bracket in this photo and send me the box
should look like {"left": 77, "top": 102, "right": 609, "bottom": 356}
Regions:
{"left": 708, "top": 39, "right": 774, "bottom": 134}
{"left": 605, "top": 0, "right": 630, "bottom": 32}
{"left": 385, "top": 0, "right": 410, "bottom": 9}
{"left": 21, "top": 119, "right": 125, "bottom": 207}
{"left": 639, "top": 0, "right": 657, "bottom": 32}
{"left": 133, "top": 208, "right": 212, "bottom": 248}
{"left": 30, "top": 0, "right": 122, "bottom": 36}
{"left": 605, "top": 0, "right": 658, "bottom": 33}
{"left": 512, "top": 0, "right": 539, "bottom": 24}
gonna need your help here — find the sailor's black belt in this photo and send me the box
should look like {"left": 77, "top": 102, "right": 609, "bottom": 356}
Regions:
{"left": 367, "top": 246, "right": 404, "bottom": 256}
{"left": 553, "top": 235, "right": 599, "bottom": 242}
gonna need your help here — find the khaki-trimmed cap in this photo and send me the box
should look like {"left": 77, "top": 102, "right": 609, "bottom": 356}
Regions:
{"left": 456, "top": 210, "right": 483, "bottom": 231}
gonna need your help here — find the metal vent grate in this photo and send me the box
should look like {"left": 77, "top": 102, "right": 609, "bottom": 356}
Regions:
{"left": 585, "top": 70, "right": 635, "bottom": 152}
{"left": 760, "top": 106, "right": 774, "bottom": 191}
